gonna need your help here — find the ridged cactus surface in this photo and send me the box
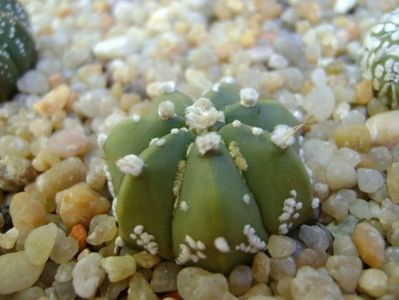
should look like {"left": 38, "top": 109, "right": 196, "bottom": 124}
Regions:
{"left": 103, "top": 83, "right": 315, "bottom": 274}
{"left": 0, "top": 0, "right": 37, "bottom": 101}
{"left": 361, "top": 8, "right": 399, "bottom": 109}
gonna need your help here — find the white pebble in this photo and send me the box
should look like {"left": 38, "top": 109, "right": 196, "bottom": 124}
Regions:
{"left": 357, "top": 168, "right": 384, "bottom": 193}
{"left": 17, "top": 70, "right": 50, "bottom": 95}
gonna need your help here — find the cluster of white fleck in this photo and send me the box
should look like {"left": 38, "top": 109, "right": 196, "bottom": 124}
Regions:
{"left": 130, "top": 225, "right": 159, "bottom": 255}
{"left": 251, "top": 127, "right": 264, "bottom": 136}
{"left": 235, "top": 224, "right": 266, "bottom": 253}
{"left": 158, "top": 100, "right": 176, "bottom": 120}
{"left": 179, "top": 201, "right": 189, "bottom": 212}
{"left": 195, "top": 132, "right": 222, "bottom": 155}
{"left": 242, "top": 194, "right": 251, "bottom": 205}
{"left": 212, "top": 82, "right": 221, "bottom": 92}
{"left": 214, "top": 237, "right": 230, "bottom": 253}
{"left": 131, "top": 114, "right": 141, "bottom": 123}
{"left": 103, "top": 164, "right": 116, "bottom": 198}
{"left": 116, "top": 154, "right": 144, "bottom": 176}
{"left": 311, "top": 197, "right": 320, "bottom": 209}
{"left": 176, "top": 235, "right": 207, "bottom": 264}
{"left": 146, "top": 81, "right": 176, "bottom": 98}
{"left": 240, "top": 87, "right": 259, "bottom": 107}
{"left": 149, "top": 137, "right": 166, "bottom": 146}
{"left": 185, "top": 98, "right": 225, "bottom": 131}
{"left": 278, "top": 190, "right": 303, "bottom": 235}
{"left": 232, "top": 120, "right": 241, "bottom": 128}
{"left": 271, "top": 124, "right": 296, "bottom": 149}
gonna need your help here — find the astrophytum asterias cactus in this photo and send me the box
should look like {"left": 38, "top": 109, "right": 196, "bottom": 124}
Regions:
{"left": 103, "top": 82, "right": 315, "bottom": 274}
{"left": 361, "top": 8, "right": 399, "bottom": 109}
{"left": 0, "top": 0, "right": 37, "bottom": 101}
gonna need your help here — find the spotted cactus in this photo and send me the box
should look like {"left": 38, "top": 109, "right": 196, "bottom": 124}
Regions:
{"left": 103, "top": 82, "right": 315, "bottom": 274}
{"left": 0, "top": 0, "right": 37, "bottom": 101}
{"left": 361, "top": 8, "right": 399, "bottom": 109}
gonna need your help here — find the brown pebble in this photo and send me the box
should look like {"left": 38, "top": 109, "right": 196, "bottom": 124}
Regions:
{"left": 34, "top": 84, "right": 74, "bottom": 117}
{"left": 69, "top": 224, "right": 87, "bottom": 251}
{"left": 352, "top": 222, "right": 385, "bottom": 268}
{"left": 355, "top": 80, "right": 373, "bottom": 105}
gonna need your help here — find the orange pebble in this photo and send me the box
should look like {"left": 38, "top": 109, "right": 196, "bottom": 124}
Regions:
{"left": 69, "top": 224, "right": 87, "bottom": 251}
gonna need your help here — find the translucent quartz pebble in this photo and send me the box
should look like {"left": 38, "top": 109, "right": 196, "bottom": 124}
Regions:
{"left": 10, "top": 192, "right": 47, "bottom": 236}
{"left": 48, "top": 128, "right": 88, "bottom": 158}
{"left": 101, "top": 255, "right": 136, "bottom": 283}
{"left": 301, "top": 86, "right": 335, "bottom": 121}
{"left": 270, "top": 256, "right": 296, "bottom": 281}
{"left": 357, "top": 168, "right": 384, "bottom": 193}
{"left": 295, "top": 248, "right": 329, "bottom": 269}
{"left": 352, "top": 222, "right": 385, "bottom": 268}
{"left": 87, "top": 215, "right": 117, "bottom": 246}
{"left": 227, "top": 265, "right": 253, "bottom": 296}
{"left": 251, "top": 251, "right": 271, "bottom": 284}
{"left": 366, "top": 111, "right": 399, "bottom": 146}
{"left": 0, "top": 251, "right": 44, "bottom": 295}
{"left": 127, "top": 273, "right": 158, "bottom": 300}
{"left": 56, "top": 183, "right": 110, "bottom": 228}
{"left": 50, "top": 229, "right": 79, "bottom": 264}
{"left": 332, "top": 234, "right": 358, "bottom": 257}
{"left": 25, "top": 223, "right": 58, "bottom": 266}
{"left": 17, "top": 70, "right": 50, "bottom": 95}
{"left": 267, "top": 235, "right": 296, "bottom": 258}
{"left": 358, "top": 268, "right": 388, "bottom": 298}
{"left": 387, "top": 163, "right": 399, "bottom": 203}
{"left": 36, "top": 157, "right": 87, "bottom": 201}
{"left": 0, "top": 135, "right": 30, "bottom": 158}
{"left": 326, "top": 255, "right": 362, "bottom": 293}
{"left": 33, "top": 84, "right": 72, "bottom": 117}
{"left": 0, "top": 156, "right": 36, "bottom": 192}
{"left": 55, "top": 261, "right": 76, "bottom": 282}
{"left": 369, "top": 147, "right": 393, "bottom": 171}
{"left": 349, "top": 199, "right": 372, "bottom": 220}
{"left": 240, "top": 283, "right": 272, "bottom": 300}
{"left": 290, "top": 266, "right": 342, "bottom": 300}
{"left": 12, "top": 286, "right": 45, "bottom": 300}
{"left": 150, "top": 261, "right": 181, "bottom": 293}
{"left": 326, "top": 160, "right": 357, "bottom": 190}
{"left": 299, "top": 225, "right": 332, "bottom": 251}
{"left": 72, "top": 253, "right": 105, "bottom": 299}
{"left": 177, "top": 267, "right": 236, "bottom": 300}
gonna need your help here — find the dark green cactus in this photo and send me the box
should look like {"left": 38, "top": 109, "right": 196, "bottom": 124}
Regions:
{"left": 361, "top": 8, "right": 399, "bottom": 109}
{"left": 103, "top": 82, "right": 315, "bottom": 274}
{"left": 0, "top": 0, "right": 37, "bottom": 101}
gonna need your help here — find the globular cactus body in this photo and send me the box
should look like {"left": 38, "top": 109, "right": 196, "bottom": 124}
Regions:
{"left": 104, "top": 83, "right": 314, "bottom": 274}
{"left": 361, "top": 8, "right": 399, "bottom": 109}
{"left": 0, "top": 0, "right": 37, "bottom": 101}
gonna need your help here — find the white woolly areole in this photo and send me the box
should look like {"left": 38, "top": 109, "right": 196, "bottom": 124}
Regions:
{"left": 252, "top": 127, "right": 264, "bottom": 136}
{"left": 195, "top": 132, "right": 222, "bottom": 155}
{"left": 185, "top": 98, "right": 225, "bottom": 131}
{"left": 96, "top": 133, "right": 107, "bottom": 148}
{"left": 214, "top": 237, "right": 230, "bottom": 253}
{"left": 131, "top": 114, "right": 141, "bottom": 122}
{"left": 158, "top": 100, "right": 176, "bottom": 120}
{"left": 240, "top": 87, "right": 259, "bottom": 107}
{"left": 146, "top": 81, "right": 176, "bottom": 98}
{"left": 116, "top": 154, "right": 144, "bottom": 176}
{"left": 232, "top": 120, "right": 242, "bottom": 128}
{"left": 271, "top": 124, "right": 296, "bottom": 149}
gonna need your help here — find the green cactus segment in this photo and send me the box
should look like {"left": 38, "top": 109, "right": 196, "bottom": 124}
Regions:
{"left": 360, "top": 8, "right": 399, "bottom": 109}
{"left": 172, "top": 141, "right": 268, "bottom": 274}
{"left": 203, "top": 82, "right": 240, "bottom": 110}
{"left": 0, "top": 0, "right": 37, "bottom": 102}
{"left": 219, "top": 123, "right": 313, "bottom": 235}
{"left": 0, "top": 0, "right": 30, "bottom": 28}
{"left": 104, "top": 116, "right": 186, "bottom": 194}
{"left": 0, "top": 12, "right": 37, "bottom": 72}
{"left": 116, "top": 130, "right": 194, "bottom": 259}
{"left": 224, "top": 100, "right": 301, "bottom": 152}
{"left": 150, "top": 91, "right": 193, "bottom": 118}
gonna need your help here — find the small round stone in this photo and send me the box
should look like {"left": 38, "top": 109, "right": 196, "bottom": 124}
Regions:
{"left": 86, "top": 215, "right": 117, "bottom": 246}
{"left": 358, "top": 269, "right": 388, "bottom": 298}
{"left": 267, "top": 235, "right": 297, "bottom": 258}
{"left": 299, "top": 225, "right": 332, "bottom": 251}
{"left": 325, "top": 160, "right": 357, "bottom": 190}
{"left": 332, "top": 234, "right": 358, "bottom": 257}
{"left": 228, "top": 265, "right": 254, "bottom": 296}
{"left": 295, "top": 248, "right": 329, "bottom": 269}
{"left": 25, "top": 223, "right": 58, "bottom": 266}
{"left": 150, "top": 262, "right": 182, "bottom": 293}
{"left": 48, "top": 128, "right": 88, "bottom": 158}
{"left": 101, "top": 255, "right": 136, "bottom": 282}
{"left": 252, "top": 251, "right": 271, "bottom": 284}
{"left": 326, "top": 255, "right": 362, "bottom": 293}
{"left": 357, "top": 168, "right": 384, "bottom": 193}
{"left": 334, "top": 124, "right": 372, "bottom": 153}
{"left": 270, "top": 256, "right": 296, "bottom": 281}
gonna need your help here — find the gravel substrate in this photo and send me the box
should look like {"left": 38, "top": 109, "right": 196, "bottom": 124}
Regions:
{"left": 1, "top": 0, "right": 399, "bottom": 299}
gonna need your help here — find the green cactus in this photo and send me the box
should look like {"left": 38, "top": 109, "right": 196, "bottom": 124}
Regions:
{"left": 361, "top": 8, "right": 399, "bottom": 109}
{"left": 103, "top": 82, "right": 315, "bottom": 274}
{"left": 0, "top": 0, "right": 37, "bottom": 101}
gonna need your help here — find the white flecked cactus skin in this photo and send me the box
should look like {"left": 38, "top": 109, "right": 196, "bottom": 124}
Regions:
{"left": 361, "top": 8, "right": 399, "bottom": 109}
